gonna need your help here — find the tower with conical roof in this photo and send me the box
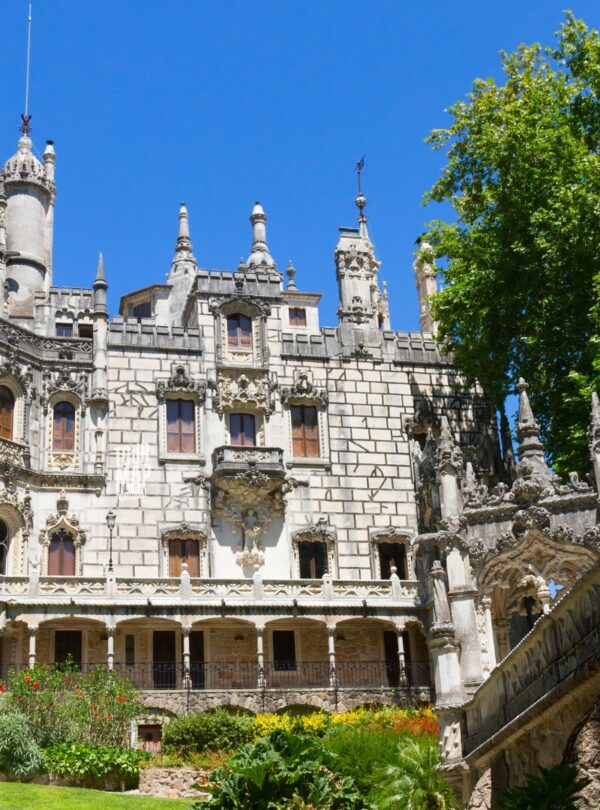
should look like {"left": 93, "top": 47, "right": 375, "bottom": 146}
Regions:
{"left": 0, "top": 119, "right": 56, "bottom": 317}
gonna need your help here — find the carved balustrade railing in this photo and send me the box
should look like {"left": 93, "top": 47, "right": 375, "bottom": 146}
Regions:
{"left": 0, "top": 437, "right": 28, "bottom": 468}
{"left": 464, "top": 561, "right": 600, "bottom": 755}
{"left": 212, "top": 445, "right": 284, "bottom": 470}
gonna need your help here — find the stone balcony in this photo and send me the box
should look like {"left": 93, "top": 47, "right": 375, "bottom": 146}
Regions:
{"left": 211, "top": 445, "right": 285, "bottom": 483}
{"left": 0, "top": 437, "right": 29, "bottom": 468}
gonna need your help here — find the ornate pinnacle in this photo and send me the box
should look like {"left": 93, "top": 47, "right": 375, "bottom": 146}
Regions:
{"left": 286, "top": 260, "right": 297, "bottom": 291}
{"left": 435, "top": 416, "right": 463, "bottom": 476}
{"left": 515, "top": 377, "right": 550, "bottom": 480}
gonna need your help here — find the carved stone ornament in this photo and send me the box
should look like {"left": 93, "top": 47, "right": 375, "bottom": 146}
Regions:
{"left": 208, "top": 294, "right": 271, "bottom": 318}
{"left": 213, "top": 470, "right": 285, "bottom": 541}
{"left": 280, "top": 369, "right": 328, "bottom": 409}
{"left": 512, "top": 506, "right": 551, "bottom": 540}
{"left": 580, "top": 525, "right": 600, "bottom": 553}
{"left": 0, "top": 472, "right": 32, "bottom": 535}
{"left": 40, "top": 358, "right": 88, "bottom": 414}
{"left": 38, "top": 489, "right": 86, "bottom": 554}
{"left": 293, "top": 518, "right": 336, "bottom": 545}
{"left": 160, "top": 523, "right": 207, "bottom": 575}
{"left": 156, "top": 363, "right": 206, "bottom": 403}
{"left": 0, "top": 318, "right": 92, "bottom": 357}
{"left": 0, "top": 349, "right": 35, "bottom": 402}
{"left": 351, "top": 343, "right": 372, "bottom": 360}
{"left": 510, "top": 459, "right": 554, "bottom": 504}
{"left": 435, "top": 419, "right": 464, "bottom": 478}
{"left": 335, "top": 239, "right": 380, "bottom": 277}
{"left": 210, "top": 369, "right": 275, "bottom": 417}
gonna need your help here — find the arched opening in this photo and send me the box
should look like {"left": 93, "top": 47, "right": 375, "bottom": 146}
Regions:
{"left": 0, "top": 386, "right": 14, "bottom": 441}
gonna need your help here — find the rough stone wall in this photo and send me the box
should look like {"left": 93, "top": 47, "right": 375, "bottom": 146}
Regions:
{"left": 139, "top": 767, "right": 209, "bottom": 800}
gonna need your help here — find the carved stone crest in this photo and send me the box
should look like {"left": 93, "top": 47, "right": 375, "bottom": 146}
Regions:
{"left": 280, "top": 369, "right": 328, "bottom": 409}
{"left": 156, "top": 363, "right": 206, "bottom": 403}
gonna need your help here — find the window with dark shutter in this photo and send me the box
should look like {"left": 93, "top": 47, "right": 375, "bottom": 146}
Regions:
{"left": 378, "top": 542, "right": 408, "bottom": 579}
{"left": 166, "top": 399, "right": 196, "bottom": 453}
{"left": 0, "top": 386, "right": 14, "bottom": 441}
{"left": 125, "top": 634, "right": 135, "bottom": 666}
{"left": 168, "top": 538, "right": 200, "bottom": 577}
{"left": 289, "top": 308, "right": 307, "bottom": 327}
{"left": 291, "top": 405, "right": 319, "bottom": 457}
{"left": 48, "top": 529, "right": 76, "bottom": 576}
{"left": 273, "top": 630, "right": 296, "bottom": 671}
{"left": 56, "top": 323, "right": 73, "bottom": 337}
{"left": 0, "top": 520, "right": 8, "bottom": 576}
{"left": 298, "top": 541, "right": 328, "bottom": 579}
{"left": 53, "top": 401, "right": 75, "bottom": 452}
{"left": 227, "top": 314, "right": 252, "bottom": 348}
{"left": 230, "top": 413, "right": 256, "bottom": 446}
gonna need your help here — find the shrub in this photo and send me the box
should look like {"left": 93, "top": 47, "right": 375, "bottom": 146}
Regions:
{"left": 44, "top": 743, "right": 150, "bottom": 785}
{"left": 498, "top": 764, "right": 590, "bottom": 810}
{"left": 0, "top": 713, "right": 43, "bottom": 777}
{"left": 8, "top": 664, "right": 141, "bottom": 748}
{"left": 198, "top": 730, "right": 365, "bottom": 810}
{"left": 374, "top": 735, "right": 459, "bottom": 809}
{"left": 162, "top": 708, "right": 256, "bottom": 755}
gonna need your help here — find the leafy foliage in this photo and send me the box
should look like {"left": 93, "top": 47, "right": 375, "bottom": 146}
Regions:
{"left": 162, "top": 708, "right": 256, "bottom": 756}
{"left": 0, "top": 712, "right": 44, "bottom": 777}
{"left": 424, "top": 12, "right": 600, "bottom": 475}
{"left": 196, "top": 730, "right": 365, "bottom": 810}
{"left": 8, "top": 663, "right": 141, "bottom": 748}
{"left": 498, "top": 764, "right": 590, "bottom": 810}
{"left": 43, "top": 743, "right": 150, "bottom": 783}
{"left": 375, "top": 735, "right": 459, "bottom": 810}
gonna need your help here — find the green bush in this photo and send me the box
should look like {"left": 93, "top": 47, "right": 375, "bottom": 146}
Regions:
{"left": 197, "top": 730, "right": 365, "bottom": 810}
{"left": 498, "top": 764, "right": 590, "bottom": 810}
{"left": 162, "top": 708, "right": 256, "bottom": 755}
{"left": 8, "top": 663, "right": 141, "bottom": 748}
{"left": 44, "top": 743, "right": 150, "bottom": 784}
{"left": 0, "top": 713, "right": 43, "bottom": 777}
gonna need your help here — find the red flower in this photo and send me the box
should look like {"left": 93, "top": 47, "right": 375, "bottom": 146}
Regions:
{"left": 33, "top": 683, "right": 39, "bottom": 689}
{"left": 116, "top": 696, "right": 123, "bottom": 702}
{"left": 24, "top": 675, "right": 31, "bottom": 684}
{"left": 0, "top": 685, "right": 5, "bottom": 693}
{"left": 63, "top": 675, "right": 69, "bottom": 681}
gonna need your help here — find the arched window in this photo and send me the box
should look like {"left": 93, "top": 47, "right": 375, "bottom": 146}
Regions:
{"left": 0, "top": 386, "right": 14, "bottom": 441}
{"left": 48, "top": 529, "right": 75, "bottom": 576}
{"left": 0, "top": 519, "right": 9, "bottom": 575}
{"left": 227, "top": 314, "right": 252, "bottom": 349}
{"left": 168, "top": 538, "right": 200, "bottom": 577}
{"left": 53, "top": 402, "right": 76, "bottom": 452}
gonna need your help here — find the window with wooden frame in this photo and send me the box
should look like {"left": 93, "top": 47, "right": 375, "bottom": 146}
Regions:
{"left": 168, "top": 538, "right": 200, "bottom": 577}
{"left": 53, "top": 401, "right": 76, "bottom": 452}
{"left": 0, "top": 386, "right": 14, "bottom": 441}
{"left": 288, "top": 307, "right": 307, "bottom": 327}
{"left": 0, "top": 519, "right": 8, "bottom": 576}
{"left": 166, "top": 399, "right": 196, "bottom": 453}
{"left": 56, "top": 322, "right": 73, "bottom": 337}
{"left": 227, "top": 313, "right": 253, "bottom": 349}
{"left": 272, "top": 630, "right": 296, "bottom": 671}
{"left": 298, "top": 540, "right": 328, "bottom": 579}
{"left": 230, "top": 413, "right": 256, "bottom": 446}
{"left": 291, "top": 404, "right": 319, "bottom": 457}
{"left": 48, "top": 529, "right": 76, "bottom": 576}
{"left": 378, "top": 541, "right": 408, "bottom": 579}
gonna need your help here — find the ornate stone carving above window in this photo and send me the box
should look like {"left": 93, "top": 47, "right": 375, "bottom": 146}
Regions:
{"left": 155, "top": 363, "right": 206, "bottom": 403}
{"left": 211, "top": 368, "right": 276, "bottom": 419}
{"left": 370, "top": 528, "right": 413, "bottom": 579}
{"left": 0, "top": 349, "right": 35, "bottom": 404}
{"left": 0, "top": 474, "right": 32, "bottom": 575}
{"left": 280, "top": 369, "right": 328, "bottom": 409}
{"left": 160, "top": 523, "right": 208, "bottom": 578}
{"left": 40, "top": 356, "right": 88, "bottom": 415}
{"left": 39, "top": 490, "right": 86, "bottom": 576}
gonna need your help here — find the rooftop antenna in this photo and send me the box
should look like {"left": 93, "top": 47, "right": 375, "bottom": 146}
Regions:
{"left": 20, "top": 4, "right": 33, "bottom": 136}
{"left": 355, "top": 154, "right": 367, "bottom": 223}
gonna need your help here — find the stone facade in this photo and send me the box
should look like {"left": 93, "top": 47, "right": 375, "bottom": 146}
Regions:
{"left": 0, "top": 123, "right": 598, "bottom": 803}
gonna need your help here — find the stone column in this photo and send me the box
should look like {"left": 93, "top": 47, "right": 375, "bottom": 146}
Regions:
{"left": 482, "top": 596, "right": 496, "bottom": 671}
{"left": 28, "top": 626, "right": 38, "bottom": 668}
{"left": 537, "top": 581, "right": 551, "bottom": 615}
{"left": 446, "top": 544, "right": 484, "bottom": 688}
{"left": 327, "top": 626, "right": 337, "bottom": 688}
{"left": 428, "top": 562, "right": 465, "bottom": 706}
{"left": 256, "top": 625, "right": 265, "bottom": 688}
{"left": 494, "top": 618, "right": 510, "bottom": 662}
{"left": 106, "top": 627, "right": 115, "bottom": 671}
{"left": 395, "top": 625, "right": 408, "bottom": 686}
{"left": 182, "top": 626, "right": 191, "bottom": 689}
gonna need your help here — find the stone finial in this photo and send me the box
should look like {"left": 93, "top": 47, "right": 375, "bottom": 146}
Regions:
{"left": 413, "top": 238, "right": 437, "bottom": 333}
{"left": 515, "top": 378, "right": 550, "bottom": 479}
{"left": 43, "top": 140, "right": 56, "bottom": 182}
{"left": 286, "top": 260, "right": 297, "bottom": 291}
{"left": 93, "top": 252, "right": 108, "bottom": 314}
{"left": 175, "top": 202, "right": 194, "bottom": 257}
{"left": 247, "top": 201, "right": 276, "bottom": 271}
{"left": 436, "top": 416, "right": 463, "bottom": 476}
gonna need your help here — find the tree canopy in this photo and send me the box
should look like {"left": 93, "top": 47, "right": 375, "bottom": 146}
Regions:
{"left": 424, "top": 13, "right": 600, "bottom": 476}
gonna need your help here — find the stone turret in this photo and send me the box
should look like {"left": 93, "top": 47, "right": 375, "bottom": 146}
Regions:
{"left": 1, "top": 123, "right": 56, "bottom": 316}
{"left": 167, "top": 202, "right": 197, "bottom": 321}
{"left": 413, "top": 239, "right": 437, "bottom": 333}
{"left": 247, "top": 202, "right": 277, "bottom": 274}
{"left": 516, "top": 378, "right": 551, "bottom": 480}
{"left": 335, "top": 189, "right": 384, "bottom": 329}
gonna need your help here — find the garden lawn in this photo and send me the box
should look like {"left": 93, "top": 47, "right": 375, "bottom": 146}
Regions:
{"left": 0, "top": 783, "right": 188, "bottom": 809}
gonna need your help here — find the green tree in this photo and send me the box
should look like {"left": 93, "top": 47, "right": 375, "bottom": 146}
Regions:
{"left": 498, "top": 763, "right": 589, "bottom": 810}
{"left": 424, "top": 13, "right": 600, "bottom": 476}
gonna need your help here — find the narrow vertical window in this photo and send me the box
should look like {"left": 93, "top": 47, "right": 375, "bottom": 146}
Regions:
{"left": 291, "top": 405, "right": 319, "bottom": 457}
{"left": 0, "top": 519, "right": 9, "bottom": 575}
{"left": 289, "top": 308, "right": 307, "bottom": 327}
{"left": 53, "top": 401, "right": 75, "bottom": 452}
{"left": 298, "top": 541, "right": 327, "bottom": 579}
{"left": 230, "top": 413, "right": 256, "bottom": 446}
{"left": 378, "top": 542, "right": 407, "bottom": 579}
{"left": 273, "top": 630, "right": 296, "bottom": 671}
{"left": 48, "top": 529, "right": 76, "bottom": 576}
{"left": 227, "top": 314, "right": 252, "bottom": 348}
{"left": 166, "top": 399, "right": 196, "bottom": 453}
{"left": 168, "top": 538, "right": 200, "bottom": 577}
{"left": 0, "top": 386, "right": 14, "bottom": 441}
{"left": 125, "top": 634, "right": 135, "bottom": 666}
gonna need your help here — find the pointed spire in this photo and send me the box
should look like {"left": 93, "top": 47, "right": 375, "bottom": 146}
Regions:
{"left": 436, "top": 415, "right": 463, "bottom": 475}
{"left": 93, "top": 252, "right": 108, "bottom": 315}
{"left": 95, "top": 252, "right": 105, "bottom": 283}
{"left": 247, "top": 201, "right": 276, "bottom": 271}
{"left": 516, "top": 378, "right": 550, "bottom": 479}
{"left": 175, "top": 202, "right": 194, "bottom": 257}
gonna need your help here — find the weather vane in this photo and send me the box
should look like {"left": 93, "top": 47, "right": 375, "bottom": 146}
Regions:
{"left": 20, "top": 5, "right": 33, "bottom": 136}
{"left": 355, "top": 155, "right": 367, "bottom": 221}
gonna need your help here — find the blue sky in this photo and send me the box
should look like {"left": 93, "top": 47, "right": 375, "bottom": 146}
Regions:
{"left": 0, "top": 1, "right": 598, "bottom": 327}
